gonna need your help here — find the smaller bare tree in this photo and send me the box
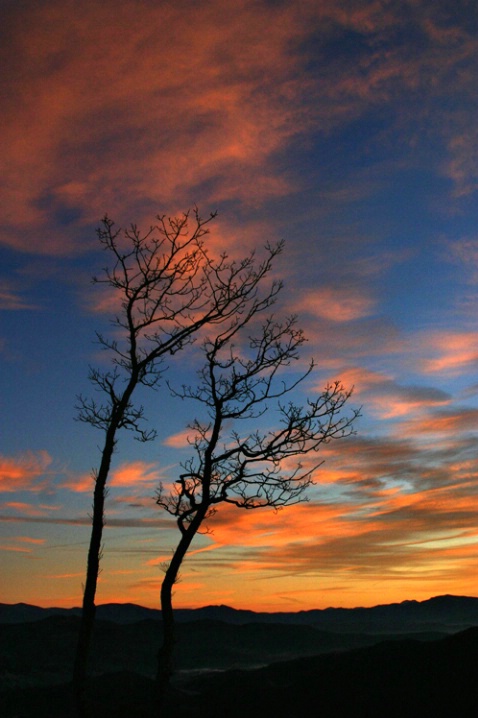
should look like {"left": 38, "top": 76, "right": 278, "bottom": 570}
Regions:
{"left": 155, "top": 301, "right": 359, "bottom": 709}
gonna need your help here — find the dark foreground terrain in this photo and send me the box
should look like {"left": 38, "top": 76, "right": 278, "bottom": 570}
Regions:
{"left": 2, "top": 596, "right": 478, "bottom": 717}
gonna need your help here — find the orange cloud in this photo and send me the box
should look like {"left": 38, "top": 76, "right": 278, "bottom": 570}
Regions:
{"left": 0, "top": 451, "right": 54, "bottom": 493}
{"left": 61, "top": 460, "right": 161, "bottom": 493}
{"left": 198, "top": 500, "right": 362, "bottom": 553}
{"left": 110, "top": 461, "right": 160, "bottom": 488}
{"left": 59, "top": 472, "right": 94, "bottom": 493}
{"left": 197, "top": 477, "right": 478, "bottom": 584}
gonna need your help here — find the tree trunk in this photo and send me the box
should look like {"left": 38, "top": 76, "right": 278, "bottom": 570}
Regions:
{"left": 72, "top": 429, "right": 115, "bottom": 717}
{"left": 155, "top": 517, "right": 203, "bottom": 715}
{"left": 155, "top": 569, "right": 176, "bottom": 713}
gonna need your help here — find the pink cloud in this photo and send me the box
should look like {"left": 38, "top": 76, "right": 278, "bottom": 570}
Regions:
{"left": 294, "top": 314, "right": 408, "bottom": 372}
{"left": 2, "top": 502, "right": 43, "bottom": 514}
{"left": 420, "top": 331, "right": 478, "bottom": 374}
{"left": 163, "top": 430, "right": 193, "bottom": 450}
{"left": 336, "top": 366, "right": 451, "bottom": 419}
{"left": 15, "top": 536, "right": 46, "bottom": 544}
{"left": 398, "top": 407, "right": 478, "bottom": 437}
{"left": 294, "top": 287, "right": 376, "bottom": 323}
{"left": 0, "top": 545, "right": 33, "bottom": 553}
{"left": 0, "top": 535, "right": 46, "bottom": 554}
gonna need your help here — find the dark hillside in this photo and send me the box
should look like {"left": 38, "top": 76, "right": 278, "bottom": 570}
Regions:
{"left": 2, "top": 614, "right": 414, "bottom": 689}
{"left": 2, "top": 628, "right": 477, "bottom": 717}
{"left": 178, "top": 626, "right": 478, "bottom": 718}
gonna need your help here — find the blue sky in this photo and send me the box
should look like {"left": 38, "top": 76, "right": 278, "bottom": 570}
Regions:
{"left": 1, "top": 0, "right": 478, "bottom": 611}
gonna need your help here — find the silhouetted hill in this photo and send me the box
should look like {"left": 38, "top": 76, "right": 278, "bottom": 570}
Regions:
{"left": 2, "top": 594, "right": 478, "bottom": 631}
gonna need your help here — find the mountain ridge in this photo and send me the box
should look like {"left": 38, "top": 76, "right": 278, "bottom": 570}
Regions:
{"left": 1, "top": 594, "right": 478, "bottom": 632}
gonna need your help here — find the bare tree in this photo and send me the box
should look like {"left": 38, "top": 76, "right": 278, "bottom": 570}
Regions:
{"left": 155, "top": 294, "right": 359, "bottom": 709}
{"left": 72, "top": 208, "right": 284, "bottom": 716}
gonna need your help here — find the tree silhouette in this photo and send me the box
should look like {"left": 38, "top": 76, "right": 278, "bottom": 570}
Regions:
{"left": 155, "top": 285, "right": 359, "bottom": 709}
{"left": 72, "top": 208, "right": 283, "bottom": 716}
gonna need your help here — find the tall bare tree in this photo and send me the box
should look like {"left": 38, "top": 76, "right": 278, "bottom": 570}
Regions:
{"left": 155, "top": 292, "right": 359, "bottom": 709}
{"left": 72, "top": 208, "right": 283, "bottom": 716}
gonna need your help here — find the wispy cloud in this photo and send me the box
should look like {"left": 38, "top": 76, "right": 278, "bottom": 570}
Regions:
{"left": 0, "top": 281, "right": 39, "bottom": 311}
{"left": 0, "top": 545, "right": 33, "bottom": 553}
{"left": 0, "top": 535, "right": 46, "bottom": 554}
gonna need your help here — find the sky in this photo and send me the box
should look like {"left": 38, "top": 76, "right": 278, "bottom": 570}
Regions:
{"left": 1, "top": 0, "right": 478, "bottom": 613}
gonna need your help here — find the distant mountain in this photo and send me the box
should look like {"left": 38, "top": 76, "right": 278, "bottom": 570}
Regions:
{"left": 1, "top": 594, "right": 478, "bottom": 633}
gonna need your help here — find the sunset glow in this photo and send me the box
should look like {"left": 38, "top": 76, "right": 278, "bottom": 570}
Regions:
{"left": 1, "top": 0, "right": 478, "bottom": 612}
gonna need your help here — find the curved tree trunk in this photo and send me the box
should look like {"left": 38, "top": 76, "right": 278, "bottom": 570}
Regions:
{"left": 155, "top": 515, "right": 204, "bottom": 715}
